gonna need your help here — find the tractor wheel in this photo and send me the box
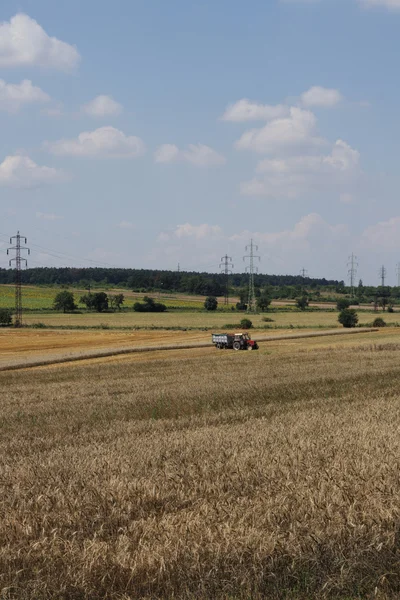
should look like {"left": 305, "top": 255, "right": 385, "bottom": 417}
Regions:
{"left": 247, "top": 345, "right": 253, "bottom": 350}
{"left": 233, "top": 341, "right": 241, "bottom": 351}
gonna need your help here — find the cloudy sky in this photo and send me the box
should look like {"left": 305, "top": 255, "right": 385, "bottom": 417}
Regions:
{"left": 0, "top": 0, "right": 399, "bottom": 284}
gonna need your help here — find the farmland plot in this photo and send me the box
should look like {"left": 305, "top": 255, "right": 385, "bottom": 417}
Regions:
{"left": 0, "top": 338, "right": 399, "bottom": 599}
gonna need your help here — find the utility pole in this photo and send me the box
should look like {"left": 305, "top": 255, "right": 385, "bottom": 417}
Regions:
{"left": 7, "top": 231, "right": 30, "bottom": 328}
{"left": 347, "top": 253, "right": 358, "bottom": 298}
{"left": 243, "top": 239, "right": 260, "bottom": 313}
{"left": 219, "top": 255, "right": 233, "bottom": 305}
{"left": 379, "top": 265, "right": 387, "bottom": 288}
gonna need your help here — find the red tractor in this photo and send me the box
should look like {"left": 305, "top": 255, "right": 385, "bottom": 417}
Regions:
{"left": 212, "top": 332, "right": 259, "bottom": 350}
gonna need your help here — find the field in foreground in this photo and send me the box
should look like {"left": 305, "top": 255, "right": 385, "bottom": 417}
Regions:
{"left": 1, "top": 334, "right": 399, "bottom": 599}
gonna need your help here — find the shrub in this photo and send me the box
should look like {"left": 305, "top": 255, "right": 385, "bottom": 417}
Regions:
{"left": 296, "top": 296, "right": 309, "bottom": 311}
{"left": 338, "top": 308, "right": 358, "bottom": 328}
{"left": 133, "top": 296, "right": 166, "bottom": 313}
{"left": 204, "top": 296, "right": 218, "bottom": 311}
{"left": 388, "top": 305, "right": 394, "bottom": 313}
{"left": 240, "top": 318, "right": 253, "bottom": 329}
{"left": 0, "top": 308, "right": 13, "bottom": 326}
{"left": 236, "top": 302, "right": 247, "bottom": 311}
{"left": 262, "top": 317, "right": 274, "bottom": 322}
{"left": 336, "top": 298, "right": 351, "bottom": 311}
{"left": 373, "top": 317, "right": 386, "bottom": 328}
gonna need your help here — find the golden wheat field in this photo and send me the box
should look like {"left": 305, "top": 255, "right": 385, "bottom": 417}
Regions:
{"left": 0, "top": 328, "right": 399, "bottom": 599}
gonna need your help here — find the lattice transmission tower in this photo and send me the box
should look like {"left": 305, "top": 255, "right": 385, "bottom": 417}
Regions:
{"left": 219, "top": 255, "right": 233, "bottom": 305}
{"left": 347, "top": 253, "right": 358, "bottom": 297}
{"left": 243, "top": 239, "right": 260, "bottom": 313}
{"left": 379, "top": 265, "right": 387, "bottom": 287}
{"left": 300, "top": 268, "right": 308, "bottom": 279}
{"left": 7, "top": 231, "right": 30, "bottom": 327}
{"left": 397, "top": 263, "right": 400, "bottom": 287}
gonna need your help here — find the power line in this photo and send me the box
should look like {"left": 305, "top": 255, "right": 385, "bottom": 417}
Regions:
{"left": 243, "top": 239, "right": 260, "bottom": 313}
{"left": 219, "top": 255, "right": 233, "bottom": 305}
{"left": 347, "top": 253, "right": 358, "bottom": 297}
{"left": 7, "top": 232, "right": 30, "bottom": 328}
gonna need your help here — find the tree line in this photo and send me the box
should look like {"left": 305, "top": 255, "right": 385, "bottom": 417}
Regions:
{"left": 0, "top": 266, "right": 338, "bottom": 295}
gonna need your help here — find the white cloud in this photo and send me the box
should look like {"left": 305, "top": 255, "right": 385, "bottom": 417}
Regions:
{"left": 154, "top": 144, "right": 180, "bottom": 163}
{"left": 242, "top": 140, "right": 360, "bottom": 198}
{"left": 301, "top": 86, "right": 343, "bottom": 108}
{"left": 361, "top": 217, "right": 400, "bottom": 250}
{"left": 230, "top": 213, "right": 348, "bottom": 252}
{"left": 358, "top": 0, "right": 400, "bottom": 9}
{"left": 175, "top": 223, "right": 223, "bottom": 239}
{"left": 0, "top": 13, "right": 80, "bottom": 70}
{"left": 160, "top": 223, "right": 223, "bottom": 242}
{"left": 0, "top": 155, "right": 66, "bottom": 188}
{"left": 46, "top": 126, "right": 146, "bottom": 158}
{"left": 82, "top": 95, "right": 123, "bottom": 118}
{"left": 154, "top": 143, "right": 226, "bottom": 167}
{"left": 221, "top": 99, "right": 289, "bottom": 122}
{"left": 0, "top": 79, "right": 50, "bottom": 112}
{"left": 118, "top": 221, "right": 135, "bottom": 230}
{"left": 183, "top": 144, "right": 226, "bottom": 167}
{"left": 36, "top": 211, "right": 64, "bottom": 221}
{"left": 235, "top": 107, "right": 322, "bottom": 154}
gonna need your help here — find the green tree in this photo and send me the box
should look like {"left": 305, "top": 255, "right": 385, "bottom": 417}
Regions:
{"left": 296, "top": 295, "right": 309, "bottom": 310}
{"left": 81, "top": 292, "right": 109, "bottom": 312}
{"left": 109, "top": 293, "right": 124, "bottom": 311}
{"left": 336, "top": 298, "right": 351, "bottom": 311}
{"left": 338, "top": 308, "right": 358, "bottom": 328}
{"left": 257, "top": 290, "right": 271, "bottom": 312}
{"left": 53, "top": 290, "right": 76, "bottom": 313}
{"left": 373, "top": 317, "right": 386, "bottom": 327}
{"left": 204, "top": 296, "right": 218, "bottom": 311}
{"left": 0, "top": 308, "right": 13, "bottom": 326}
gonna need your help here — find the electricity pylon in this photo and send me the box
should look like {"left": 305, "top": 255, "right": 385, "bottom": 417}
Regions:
{"left": 219, "top": 255, "right": 233, "bottom": 305}
{"left": 7, "top": 231, "right": 30, "bottom": 327}
{"left": 347, "top": 253, "right": 358, "bottom": 298}
{"left": 379, "top": 265, "right": 387, "bottom": 287}
{"left": 243, "top": 239, "right": 260, "bottom": 313}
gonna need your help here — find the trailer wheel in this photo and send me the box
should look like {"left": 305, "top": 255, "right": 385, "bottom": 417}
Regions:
{"left": 233, "top": 341, "right": 241, "bottom": 351}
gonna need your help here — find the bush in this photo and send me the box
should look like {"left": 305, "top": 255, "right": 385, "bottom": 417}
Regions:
{"left": 262, "top": 317, "right": 274, "bottom": 322}
{"left": 133, "top": 296, "right": 167, "bottom": 313}
{"left": 204, "top": 296, "right": 218, "bottom": 311}
{"left": 388, "top": 306, "right": 394, "bottom": 313}
{"left": 240, "top": 318, "right": 253, "bottom": 329}
{"left": 336, "top": 298, "right": 351, "bottom": 311}
{"left": 236, "top": 302, "right": 247, "bottom": 311}
{"left": 338, "top": 308, "right": 358, "bottom": 328}
{"left": 296, "top": 296, "right": 309, "bottom": 311}
{"left": 0, "top": 308, "right": 13, "bottom": 326}
{"left": 373, "top": 317, "right": 386, "bottom": 328}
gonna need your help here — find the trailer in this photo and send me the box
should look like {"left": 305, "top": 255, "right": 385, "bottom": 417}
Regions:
{"left": 212, "top": 332, "right": 259, "bottom": 350}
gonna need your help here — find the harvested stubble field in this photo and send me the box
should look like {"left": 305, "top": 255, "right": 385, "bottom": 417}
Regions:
{"left": 0, "top": 331, "right": 399, "bottom": 599}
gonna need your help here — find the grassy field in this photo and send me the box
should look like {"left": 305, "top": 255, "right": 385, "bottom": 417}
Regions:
{"left": 0, "top": 331, "right": 399, "bottom": 599}
{"left": 20, "top": 307, "right": 395, "bottom": 329}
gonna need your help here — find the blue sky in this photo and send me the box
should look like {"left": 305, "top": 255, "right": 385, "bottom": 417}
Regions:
{"left": 0, "top": 0, "right": 400, "bottom": 283}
